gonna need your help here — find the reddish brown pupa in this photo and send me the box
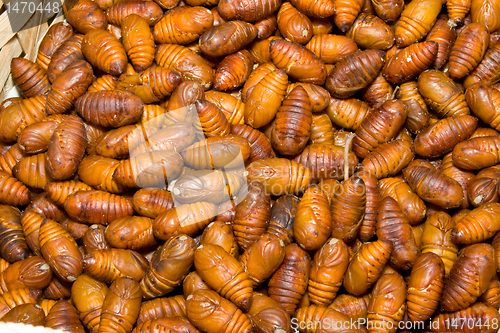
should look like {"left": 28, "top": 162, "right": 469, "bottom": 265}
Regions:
{"left": 11, "top": 58, "right": 50, "bottom": 98}
{"left": 214, "top": 50, "right": 254, "bottom": 91}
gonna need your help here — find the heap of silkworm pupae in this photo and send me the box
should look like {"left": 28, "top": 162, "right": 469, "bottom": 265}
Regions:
{"left": 0, "top": 0, "right": 500, "bottom": 331}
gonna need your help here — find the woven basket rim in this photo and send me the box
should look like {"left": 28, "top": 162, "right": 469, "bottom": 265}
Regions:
{"left": 0, "top": 0, "right": 66, "bottom": 101}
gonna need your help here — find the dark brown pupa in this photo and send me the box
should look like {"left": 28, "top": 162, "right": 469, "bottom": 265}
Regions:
{"left": 75, "top": 91, "right": 143, "bottom": 128}
{"left": 426, "top": 15, "right": 456, "bottom": 70}
{"left": 36, "top": 22, "right": 74, "bottom": 71}
{"left": 271, "top": 85, "right": 313, "bottom": 156}
{"left": 46, "top": 115, "right": 87, "bottom": 180}
{"left": 217, "top": 0, "right": 281, "bottom": 22}
{"left": 153, "top": 6, "right": 214, "bottom": 45}
{"left": 270, "top": 39, "right": 327, "bottom": 85}
{"left": 352, "top": 99, "right": 408, "bottom": 159}
{"left": 0, "top": 206, "right": 29, "bottom": 263}
{"left": 45, "top": 60, "right": 93, "bottom": 115}
{"left": 383, "top": 41, "right": 438, "bottom": 84}
{"left": 11, "top": 58, "right": 50, "bottom": 98}
{"left": 214, "top": 50, "right": 254, "bottom": 91}
{"left": 376, "top": 196, "right": 419, "bottom": 270}
{"left": 268, "top": 244, "right": 311, "bottom": 315}
{"left": 106, "top": 0, "right": 163, "bottom": 26}
{"left": 441, "top": 243, "right": 497, "bottom": 312}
